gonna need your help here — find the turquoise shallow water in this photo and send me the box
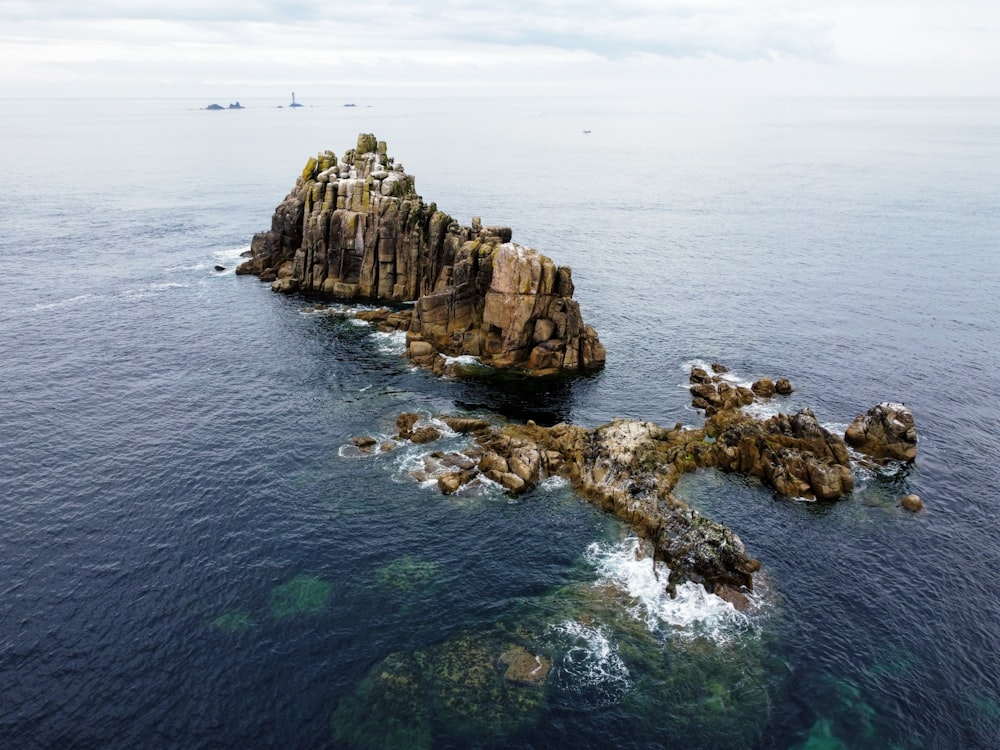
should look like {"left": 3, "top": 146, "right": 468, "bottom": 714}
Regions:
{"left": 1, "top": 97, "right": 998, "bottom": 748}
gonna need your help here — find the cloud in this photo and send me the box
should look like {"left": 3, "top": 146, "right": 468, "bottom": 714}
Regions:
{"left": 0, "top": 1, "right": 837, "bottom": 62}
{"left": 0, "top": 0, "right": 997, "bottom": 96}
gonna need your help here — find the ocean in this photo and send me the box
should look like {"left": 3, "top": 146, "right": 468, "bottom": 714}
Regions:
{"left": 1, "top": 96, "right": 998, "bottom": 749}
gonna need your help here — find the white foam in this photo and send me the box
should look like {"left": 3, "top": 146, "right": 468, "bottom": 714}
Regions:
{"left": 371, "top": 329, "right": 407, "bottom": 355}
{"left": 118, "top": 282, "right": 188, "bottom": 300}
{"left": 586, "top": 538, "right": 754, "bottom": 642}
{"left": 538, "top": 475, "right": 569, "bottom": 492}
{"left": 213, "top": 246, "right": 250, "bottom": 264}
{"left": 31, "top": 293, "right": 101, "bottom": 311}
{"left": 443, "top": 354, "right": 481, "bottom": 366}
{"left": 549, "top": 620, "right": 631, "bottom": 705}
{"left": 741, "top": 399, "right": 784, "bottom": 421}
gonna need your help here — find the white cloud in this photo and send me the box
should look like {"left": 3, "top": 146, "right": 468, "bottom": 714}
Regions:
{"left": 0, "top": 0, "right": 997, "bottom": 96}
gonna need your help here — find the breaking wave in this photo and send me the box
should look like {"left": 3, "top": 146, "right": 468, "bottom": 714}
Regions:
{"left": 586, "top": 538, "right": 756, "bottom": 643}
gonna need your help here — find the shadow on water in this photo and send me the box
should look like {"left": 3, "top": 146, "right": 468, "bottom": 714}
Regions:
{"left": 300, "top": 298, "right": 599, "bottom": 425}
{"left": 453, "top": 369, "right": 598, "bottom": 426}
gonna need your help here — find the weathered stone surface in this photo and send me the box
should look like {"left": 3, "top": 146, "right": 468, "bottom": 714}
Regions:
{"left": 243, "top": 133, "right": 604, "bottom": 376}
{"left": 351, "top": 435, "right": 377, "bottom": 450}
{"left": 844, "top": 402, "right": 918, "bottom": 462}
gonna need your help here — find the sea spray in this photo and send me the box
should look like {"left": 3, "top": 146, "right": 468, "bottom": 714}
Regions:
{"left": 548, "top": 620, "right": 632, "bottom": 708}
{"left": 586, "top": 537, "right": 756, "bottom": 642}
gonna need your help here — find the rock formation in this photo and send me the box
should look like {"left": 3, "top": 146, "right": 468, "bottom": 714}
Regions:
{"left": 238, "top": 133, "right": 605, "bottom": 376}
{"left": 844, "top": 402, "right": 918, "bottom": 462}
{"left": 363, "top": 365, "right": 915, "bottom": 609}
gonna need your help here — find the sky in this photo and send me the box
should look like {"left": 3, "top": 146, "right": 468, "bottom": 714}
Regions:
{"left": 0, "top": 0, "right": 997, "bottom": 98}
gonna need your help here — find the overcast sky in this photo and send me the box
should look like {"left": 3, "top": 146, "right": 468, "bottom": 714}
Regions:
{"left": 1, "top": 0, "right": 997, "bottom": 97}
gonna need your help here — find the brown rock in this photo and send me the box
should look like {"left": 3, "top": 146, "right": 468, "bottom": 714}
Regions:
{"left": 410, "top": 426, "right": 442, "bottom": 444}
{"left": 439, "top": 452, "right": 476, "bottom": 471}
{"left": 775, "top": 378, "right": 794, "bottom": 395}
{"left": 499, "top": 472, "right": 526, "bottom": 493}
{"left": 690, "top": 367, "right": 711, "bottom": 384}
{"left": 441, "top": 417, "right": 490, "bottom": 434}
{"left": 437, "top": 472, "right": 464, "bottom": 495}
{"left": 751, "top": 378, "right": 776, "bottom": 398}
{"left": 844, "top": 402, "right": 918, "bottom": 462}
{"left": 408, "top": 340, "right": 435, "bottom": 357}
{"left": 901, "top": 494, "right": 924, "bottom": 512}
{"left": 714, "top": 585, "right": 751, "bottom": 612}
{"left": 351, "top": 435, "right": 377, "bottom": 450}
{"left": 479, "top": 452, "right": 509, "bottom": 474}
{"left": 395, "top": 412, "right": 420, "bottom": 439}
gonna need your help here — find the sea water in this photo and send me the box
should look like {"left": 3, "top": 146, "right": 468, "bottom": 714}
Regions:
{"left": 1, "top": 97, "right": 998, "bottom": 748}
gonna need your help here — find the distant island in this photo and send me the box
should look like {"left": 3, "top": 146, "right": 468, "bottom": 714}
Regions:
{"left": 288, "top": 91, "right": 303, "bottom": 108}
{"left": 205, "top": 102, "right": 244, "bottom": 110}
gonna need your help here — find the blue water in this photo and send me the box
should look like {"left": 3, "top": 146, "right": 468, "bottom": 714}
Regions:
{"left": 1, "top": 97, "right": 999, "bottom": 749}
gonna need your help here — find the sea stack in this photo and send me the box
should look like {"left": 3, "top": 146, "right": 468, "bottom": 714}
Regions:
{"left": 239, "top": 133, "right": 606, "bottom": 376}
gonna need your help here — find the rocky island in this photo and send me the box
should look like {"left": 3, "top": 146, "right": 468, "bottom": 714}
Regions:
{"left": 243, "top": 134, "right": 918, "bottom": 610}
{"left": 238, "top": 133, "right": 605, "bottom": 376}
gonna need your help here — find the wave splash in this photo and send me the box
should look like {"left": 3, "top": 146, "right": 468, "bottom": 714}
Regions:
{"left": 586, "top": 537, "right": 756, "bottom": 643}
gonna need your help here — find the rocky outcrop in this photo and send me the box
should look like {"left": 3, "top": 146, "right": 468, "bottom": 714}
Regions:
{"left": 239, "top": 133, "right": 605, "bottom": 376}
{"left": 393, "top": 413, "right": 762, "bottom": 605}
{"left": 381, "top": 365, "right": 917, "bottom": 607}
{"left": 844, "top": 402, "right": 918, "bottom": 462}
{"left": 709, "top": 408, "right": 854, "bottom": 500}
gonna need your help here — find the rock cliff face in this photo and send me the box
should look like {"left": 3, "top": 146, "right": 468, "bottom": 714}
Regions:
{"left": 238, "top": 133, "right": 605, "bottom": 376}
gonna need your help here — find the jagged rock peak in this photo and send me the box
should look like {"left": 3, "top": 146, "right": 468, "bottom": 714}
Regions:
{"left": 238, "top": 133, "right": 605, "bottom": 376}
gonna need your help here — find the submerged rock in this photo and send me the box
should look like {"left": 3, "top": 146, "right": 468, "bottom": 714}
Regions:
{"left": 499, "top": 644, "right": 551, "bottom": 687}
{"left": 332, "top": 629, "right": 548, "bottom": 747}
{"left": 208, "top": 609, "right": 256, "bottom": 634}
{"left": 269, "top": 574, "right": 332, "bottom": 620}
{"left": 240, "top": 133, "right": 604, "bottom": 376}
